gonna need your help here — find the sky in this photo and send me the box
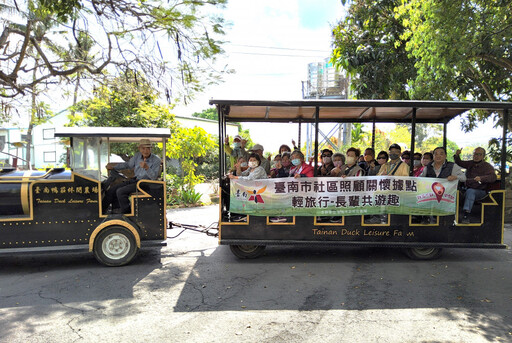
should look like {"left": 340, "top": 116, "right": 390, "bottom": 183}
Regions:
{"left": 173, "top": 0, "right": 503, "bottom": 155}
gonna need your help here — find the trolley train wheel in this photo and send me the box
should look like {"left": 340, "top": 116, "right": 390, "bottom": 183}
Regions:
{"left": 403, "top": 247, "right": 442, "bottom": 260}
{"left": 229, "top": 245, "right": 266, "bottom": 259}
{"left": 93, "top": 226, "right": 138, "bottom": 266}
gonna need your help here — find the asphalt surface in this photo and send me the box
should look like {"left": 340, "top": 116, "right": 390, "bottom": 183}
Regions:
{"left": 0, "top": 205, "right": 511, "bottom": 343}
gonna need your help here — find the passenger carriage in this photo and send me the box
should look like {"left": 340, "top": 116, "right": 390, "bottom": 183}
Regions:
{"left": 210, "top": 99, "right": 511, "bottom": 260}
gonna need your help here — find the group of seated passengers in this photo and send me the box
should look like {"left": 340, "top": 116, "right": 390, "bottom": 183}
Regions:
{"left": 225, "top": 136, "right": 496, "bottom": 224}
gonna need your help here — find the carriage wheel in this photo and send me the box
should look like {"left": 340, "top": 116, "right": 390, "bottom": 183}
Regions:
{"left": 229, "top": 245, "right": 266, "bottom": 259}
{"left": 403, "top": 247, "right": 442, "bottom": 260}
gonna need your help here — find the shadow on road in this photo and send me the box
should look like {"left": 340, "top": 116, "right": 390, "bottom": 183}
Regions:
{"left": 170, "top": 243, "right": 512, "bottom": 341}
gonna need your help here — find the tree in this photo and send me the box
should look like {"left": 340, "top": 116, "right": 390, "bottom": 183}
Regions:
{"left": 192, "top": 107, "right": 218, "bottom": 121}
{"left": 0, "top": 0, "right": 228, "bottom": 104}
{"left": 71, "top": 71, "right": 217, "bottom": 201}
{"left": 331, "top": 0, "right": 416, "bottom": 99}
{"left": 70, "top": 71, "right": 177, "bottom": 160}
{"left": 167, "top": 126, "right": 217, "bottom": 188}
{"left": 396, "top": 0, "right": 512, "bottom": 104}
{"left": 331, "top": 0, "right": 511, "bottom": 163}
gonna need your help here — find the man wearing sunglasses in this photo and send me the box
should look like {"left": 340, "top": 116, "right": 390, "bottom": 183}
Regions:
{"left": 454, "top": 147, "right": 497, "bottom": 223}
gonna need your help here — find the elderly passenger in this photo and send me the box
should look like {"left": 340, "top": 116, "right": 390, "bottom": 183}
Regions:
{"left": 229, "top": 153, "right": 267, "bottom": 181}
{"left": 332, "top": 147, "right": 364, "bottom": 177}
{"left": 454, "top": 147, "right": 497, "bottom": 223}
{"left": 317, "top": 149, "right": 335, "bottom": 176}
{"left": 377, "top": 144, "right": 410, "bottom": 176}
{"left": 249, "top": 144, "right": 270, "bottom": 175}
{"left": 420, "top": 147, "right": 465, "bottom": 182}
{"left": 289, "top": 150, "right": 314, "bottom": 178}
{"left": 224, "top": 135, "right": 248, "bottom": 168}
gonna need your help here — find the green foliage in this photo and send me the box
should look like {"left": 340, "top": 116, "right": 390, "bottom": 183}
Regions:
{"left": 165, "top": 173, "right": 203, "bottom": 206}
{"left": 195, "top": 141, "right": 219, "bottom": 181}
{"left": 180, "top": 188, "right": 203, "bottom": 205}
{"left": 192, "top": 107, "right": 218, "bottom": 121}
{"left": 332, "top": 0, "right": 512, "bottom": 164}
{"left": 69, "top": 71, "right": 176, "bottom": 160}
{"left": 351, "top": 123, "right": 370, "bottom": 146}
{"left": 0, "top": 0, "right": 228, "bottom": 107}
{"left": 331, "top": 0, "right": 416, "bottom": 99}
{"left": 37, "top": 0, "right": 81, "bottom": 21}
{"left": 167, "top": 125, "right": 216, "bottom": 189}
{"left": 397, "top": 0, "right": 512, "bottom": 103}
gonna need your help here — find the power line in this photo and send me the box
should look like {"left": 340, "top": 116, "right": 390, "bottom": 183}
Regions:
{"left": 229, "top": 43, "right": 330, "bottom": 53}
{"left": 230, "top": 51, "right": 329, "bottom": 58}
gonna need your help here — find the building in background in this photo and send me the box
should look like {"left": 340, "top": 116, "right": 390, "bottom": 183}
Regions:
{"left": 302, "top": 58, "right": 350, "bottom": 100}
{"left": 301, "top": 58, "right": 352, "bottom": 157}
{"left": 1, "top": 113, "right": 238, "bottom": 170}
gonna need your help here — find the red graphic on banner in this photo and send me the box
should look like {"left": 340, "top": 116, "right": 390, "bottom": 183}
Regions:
{"left": 431, "top": 182, "right": 445, "bottom": 203}
{"left": 248, "top": 186, "right": 267, "bottom": 204}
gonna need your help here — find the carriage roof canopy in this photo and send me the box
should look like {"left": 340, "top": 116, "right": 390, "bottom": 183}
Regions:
{"left": 209, "top": 99, "right": 512, "bottom": 123}
{"left": 54, "top": 127, "right": 171, "bottom": 143}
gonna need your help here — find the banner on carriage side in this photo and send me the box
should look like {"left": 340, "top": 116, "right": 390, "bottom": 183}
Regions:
{"left": 230, "top": 176, "right": 457, "bottom": 216}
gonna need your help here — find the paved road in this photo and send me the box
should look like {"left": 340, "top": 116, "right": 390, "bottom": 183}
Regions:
{"left": 1, "top": 205, "right": 511, "bottom": 342}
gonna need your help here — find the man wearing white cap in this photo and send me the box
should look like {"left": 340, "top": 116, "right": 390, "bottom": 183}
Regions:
{"left": 103, "top": 139, "right": 162, "bottom": 214}
{"left": 250, "top": 143, "right": 270, "bottom": 175}
{"left": 224, "top": 134, "right": 248, "bottom": 168}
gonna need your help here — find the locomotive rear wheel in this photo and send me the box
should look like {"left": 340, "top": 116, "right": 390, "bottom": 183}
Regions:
{"left": 229, "top": 244, "right": 266, "bottom": 259}
{"left": 93, "top": 226, "right": 138, "bottom": 266}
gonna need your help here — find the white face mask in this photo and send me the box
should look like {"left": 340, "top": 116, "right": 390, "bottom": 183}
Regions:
{"left": 333, "top": 161, "right": 343, "bottom": 168}
{"left": 346, "top": 156, "right": 356, "bottom": 165}
{"left": 322, "top": 157, "right": 332, "bottom": 164}
{"left": 240, "top": 162, "right": 248, "bottom": 168}
{"left": 248, "top": 161, "right": 258, "bottom": 168}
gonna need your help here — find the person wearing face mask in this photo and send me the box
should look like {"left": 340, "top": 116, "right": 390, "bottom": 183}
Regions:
{"left": 373, "top": 151, "right": 388, "bottom": 175}
{"left": 401, "top": 151, "right": 411, "bottom": 165}
{"left": 412, "top": 152, "right": 424, "bottom": 177}
{"left": 270, "top": 152, "right": 294, "bottom": 222}
{"left": 421, "top": 152, "right": 433, "bottom": 167}
{"left": 289, "top": 150, "right": 314, "bottom": 178}
{"left": 229, "top": 153, "right": 267, "bottom": 181}
{"left": 230, "top": 156, "right": 248, "bottom": 176}
{"left": 332, "top": 147, "right": 364, "bottom": 177}
{"left": 454, "top": 147, "right": 496, "bottom": 223}
{"left": 224, "top": 135, "right": 248, "bottom": 168}
{"left": 329, "top": 153, "right": 346, "bottom": 176}
{"left": 377, "top": 144, "right": 410, "bottom": 176}
{"left": 317, "top": 149, "right": 335, "bottom": 176}
{"left": 249, "top": 143, "right": 270, "bottom": 175}
{"left": 359, "top": 147, "right": 378, "bottom": 176}
{"left": 269, "top": 154, "right": 282, "bottom": 178}
{"left": 279, "top": 140, "right": 298, "bottom": 155}
{"left": 271, "top": 152, "right": 292, "bottom": 178}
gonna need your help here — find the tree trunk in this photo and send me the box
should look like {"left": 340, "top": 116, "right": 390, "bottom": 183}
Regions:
{"left": 70, "top": 72, "right": 81, "bottom": 117}
{"left": 25, "top": 60, "right": 38, "bottom": 170}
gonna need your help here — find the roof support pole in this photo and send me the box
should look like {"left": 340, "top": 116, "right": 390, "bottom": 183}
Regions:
{"left": 443, "top": 119, "right": 448, "bottom": 150}
{"left": 298, "top": 120, "right": 302, "bottom": 150}
{"left": 314, "top": 106, "right": 319, "bottom": 176}
{"left": 410, "top": 108, "right": 417, "bottom": 176}
{"left": 371, "top": 117, "right": 376, "bottom": 150}
{"left": 162, "top": 137, "right": 167, "bottom": 182}
{"left": 217, "top": 105, "right": 225, "bottom": 179}
{"left": 501, "top": 108, "right": 509, "bottom": 189}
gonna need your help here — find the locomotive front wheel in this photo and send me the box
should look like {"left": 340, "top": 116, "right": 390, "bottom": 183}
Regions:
{"left": 93, "top": 226, "right": 138, "bottom": 266}
{"left": 403, "top": 247, "right": 442, "bottom": 260}
{"left": 229, "top": 245, "right": 266, "bottom": 259}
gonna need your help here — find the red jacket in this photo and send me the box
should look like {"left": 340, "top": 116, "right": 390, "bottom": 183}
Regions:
{"left": 290, "top": 162, "right": 314, "bottom": 177}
